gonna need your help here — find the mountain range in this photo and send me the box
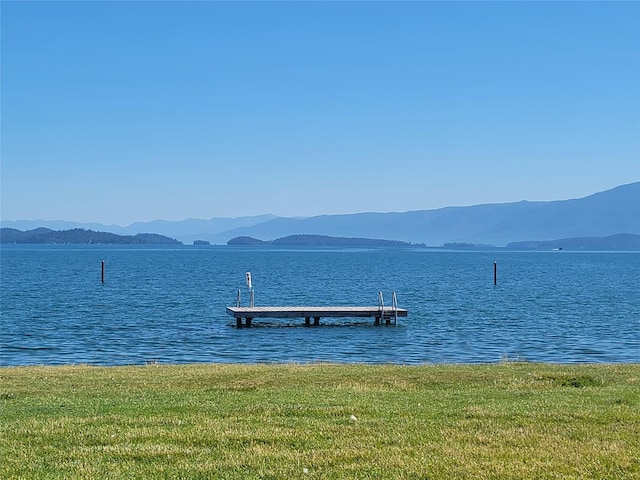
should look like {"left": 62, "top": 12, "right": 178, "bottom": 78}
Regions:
{"left": 2, "top": 182, "right": 638, "bottom": 247}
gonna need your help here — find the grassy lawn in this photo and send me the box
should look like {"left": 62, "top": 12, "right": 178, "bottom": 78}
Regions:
{"left": 1, "top": 363, "right": 638, "bottom": 479}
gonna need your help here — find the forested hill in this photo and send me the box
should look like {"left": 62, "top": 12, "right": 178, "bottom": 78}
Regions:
{"left": 0, "top": 228, "right": 181, "bottom": 245}
{"left": 227, "top": 234, "right": 423, "bottom": 247}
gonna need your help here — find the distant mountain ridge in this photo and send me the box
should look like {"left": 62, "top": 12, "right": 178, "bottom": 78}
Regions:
{"left": 1, "top": 182, "right": 638, "bottom": 246}
{"left": 209, "top": 182, "right": 640, "bottom": 246}
{"left": 1, "top": 215, "right": 278, "bottom": 244}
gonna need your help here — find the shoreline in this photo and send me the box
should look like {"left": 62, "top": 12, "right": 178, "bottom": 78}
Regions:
{"left": 2, "top": 360, "right": 640, "bottom": 369}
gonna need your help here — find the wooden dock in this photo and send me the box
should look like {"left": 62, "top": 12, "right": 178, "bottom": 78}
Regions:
{"left": 226, "top": 305, "right": 408, "bottom": 328}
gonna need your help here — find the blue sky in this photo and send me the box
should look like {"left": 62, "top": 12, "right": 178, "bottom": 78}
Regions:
{"left": 2, "top": 1, "right": 639, "bottom": 225}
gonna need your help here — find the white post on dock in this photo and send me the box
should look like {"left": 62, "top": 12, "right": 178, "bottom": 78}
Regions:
{"left": 246, "top": 272, "right": 254, "bottom": 307}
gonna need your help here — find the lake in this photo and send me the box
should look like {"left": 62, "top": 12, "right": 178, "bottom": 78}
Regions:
{"left": 1, "top": 245, "right": 638, "bottom": 366}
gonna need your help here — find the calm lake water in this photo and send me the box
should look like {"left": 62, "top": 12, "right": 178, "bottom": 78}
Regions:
{"left": 1, "top": 245, "right": 638, "bottom": 366}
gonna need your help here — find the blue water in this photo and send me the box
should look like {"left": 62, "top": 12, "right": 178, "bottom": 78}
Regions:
{"left": 1, "top": 245, "right": 638, "bottom": 366}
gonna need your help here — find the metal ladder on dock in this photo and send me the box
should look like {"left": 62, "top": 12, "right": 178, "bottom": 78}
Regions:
{"left": 236, "top": 288, "right": 254, "bottom": 308}
{"left": 377, "top": 291, "right": 399, "bottom": 325}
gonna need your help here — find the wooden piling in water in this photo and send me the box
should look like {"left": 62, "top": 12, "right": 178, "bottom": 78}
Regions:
{"left": 494, "top": 261, "right": 497, "bottom": 285}
{"left": 101, "top": 261, "right": 105, "bottom": 283}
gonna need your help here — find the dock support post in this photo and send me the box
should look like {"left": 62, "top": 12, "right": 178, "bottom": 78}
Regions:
{"left": 314, "top": 317, "right": 320, "bottom": 326}
{"left": 101, "top": 261, "right": 105, "bottom": 283}
{"left": 494, "top": 261, "right": 497, "bottom": 285}
{"left": 305, "top": 317, "right": 311, "bottom": 326}
{"left": 236, "top": 318, "right": 242, "bottom": 329}
{"left": 246, "top": 317, "right": 252, "bottom": 328}
{"left": 375, "top": 317, "right": 380, "bottom": 326}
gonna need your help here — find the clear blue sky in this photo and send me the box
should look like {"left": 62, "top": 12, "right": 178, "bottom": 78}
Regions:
{"left": 2, "top": 1, "right": 639, "bottom": 225}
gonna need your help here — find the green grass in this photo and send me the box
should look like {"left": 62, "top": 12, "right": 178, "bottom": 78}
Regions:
{"left": 1, "top": 363, "right": 639, "bottom": 479}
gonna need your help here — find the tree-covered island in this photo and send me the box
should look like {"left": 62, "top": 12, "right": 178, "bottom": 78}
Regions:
{"left": 0, "top": 228, "right": 181, "bottom": 245}
{"left": 227, "top": 234, "right": 424, "bottom": 247}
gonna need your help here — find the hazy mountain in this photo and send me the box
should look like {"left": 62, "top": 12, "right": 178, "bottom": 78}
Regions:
{"left": 119, "top": 215, "right": 280, "bottom": 240}
{"left": 0, "top": 220, "right": 126, "bottom": 233}
{"left": 210, "top": 182, "right": 639, "bottom": 246}
{"left": 2, "top": 183, "right": 638, "bottom": 246}
{"left": 0, "top": 215, "right": 279, "bottom": 244}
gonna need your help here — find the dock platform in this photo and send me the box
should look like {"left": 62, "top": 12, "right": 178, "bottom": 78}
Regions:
{"left": 226, "top": 305, "right": 408, "bottom": 328}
